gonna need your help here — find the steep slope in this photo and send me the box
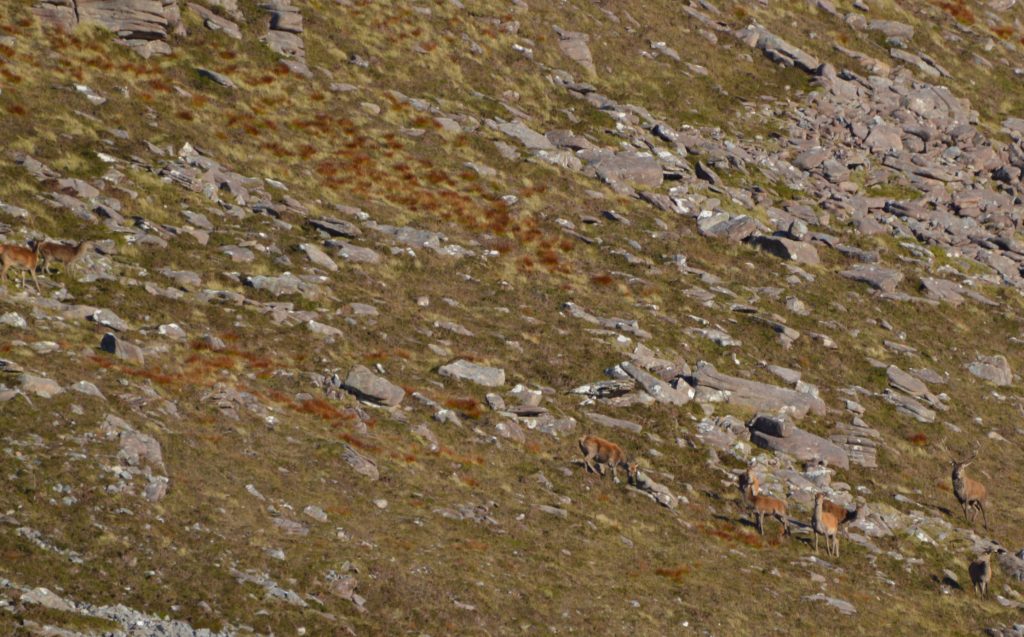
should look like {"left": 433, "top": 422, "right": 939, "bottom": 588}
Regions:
{"left": 2, "top": 0, "right": 1024, "bottom": 635}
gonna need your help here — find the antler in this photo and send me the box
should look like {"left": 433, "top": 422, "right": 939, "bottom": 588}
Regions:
{"left": 962, "top": 440, "right": 981, "bottom": 464}
{"left": 937, "top": 437, "right": 955, "bottom": 461}
{"left": 940, "top": 437, "right": 981, "bottom": 464}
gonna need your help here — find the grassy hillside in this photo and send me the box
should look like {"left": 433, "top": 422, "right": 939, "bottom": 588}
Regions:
{"left": 2, "top": 0, "right": 1024, "bottom": 634}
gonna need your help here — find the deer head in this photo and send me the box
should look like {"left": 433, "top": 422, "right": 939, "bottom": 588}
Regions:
{"left": 943, "top": 440, "right": 979, "bottom": 476}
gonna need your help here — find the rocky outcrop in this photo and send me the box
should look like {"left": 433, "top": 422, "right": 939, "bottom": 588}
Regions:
{"left": 748, "top": 413, "right": 849, "bottom": 469}
{"left": 737, "top": 25, "right": 820, "bottom": 72}
{"left": 554, "top": 27, "right": 595, "bottom": 75}
{"left": 34, "top": 0, "right": 181, "bottom": 57}
{"left": 692, "top": 362, "right": 826, "bottom": 420}
{"left": 260, "top": 0, "right": 309, "bottom": 75}
{"left": 187, "top": 2, "right": 241, "bottom": 40}
{"left": 968, "top": 355, "right": 1013, "bottom": 386}
{"left": 830, "top": 417, "right": 881, "bottom": 468}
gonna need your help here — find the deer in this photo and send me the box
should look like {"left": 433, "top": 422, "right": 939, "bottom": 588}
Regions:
{"left": 738, "top": 468, "right": 790, "bottom": 537}
{"left": 812, "top": 492, "right": 840, "bottom": 558}
{"left": 969, "top": 547, "right": 1004, "bottom": 597}
{"left": 822, "top": 498, "right": 863, "bottom": 534}
{"left": 37, "top": 239, "right": 93, "bottom": 277}
{"left": 578, "top": 435, "right": 638, "bottom": 484}
{"left": 949, "top": 443, "right": 989, "bottom": 530}
{"left": 0, "top": 243, "right": 41, "bottom": 292}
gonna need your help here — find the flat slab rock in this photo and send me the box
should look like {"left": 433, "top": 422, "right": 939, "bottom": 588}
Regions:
{"left": 749, "top": 413, "right": 794, "bottom": 438}
{"left": 887, "top": 365, "right": 930, "bottom": 397}
{"left": 100, "top": 332, "right": 145, "bottom": 365}
{"left": 882, "top": 389, "right": 936, "bottom": 423}
{"left": 746, "top": 235, "right": 820, "bottom": 265}
{"left": 438, "top": 359, "right": 506, "bottom": 387}
{"left": 968, "top": 355, "right": 1013, "bottom": 386}
{"left": 840, "top": 264, "right": 904, "bottom": 293}
{"left": 342, "top": 444, "right": 378, "bottom": 480}
{"left": 698, "top": 213, "right": 759, "bottom": 242}
{"left": 562, "top": 302, "right": 652, "bottom": 339}
{"left": 592, "top": 152, "right": 663, "bottom": 188}
{"left": 751, "top": 427, "right": 849, "bottom": 469}
{"left": 739, "top": 25, "right": 820, "bottom": 72}
{"left": 309, "top": 217, "right": 361, "bottom": 238}
{"left": 585, "top": 412, "right": 643, "bottom": 433}
{"left": 805, "top": 593, "right": 856, "bottom": 615}
{"left": 619, "top": 361, "right": 692, "bottom": 405}
{"left": 692, "top": 362, "right": 826, "bottom": 420}
{"left": 342, "top": 365, "right": 404, "bottom": 407}
{"left": 495, "top": 120, "right": 555, "bottom": 151}
{"left": 19, "top": 374, "right": 62, "bottom": 399}
{"left": 300, "top": 242, "right": 338, "bottom": 272}
{"left": 555, "top": 27, "right": 596, "bottom": 75}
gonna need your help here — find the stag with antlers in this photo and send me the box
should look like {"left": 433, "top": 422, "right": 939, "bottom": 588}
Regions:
{"left": 947, "top": 442, "right": 989, "bottom": 530}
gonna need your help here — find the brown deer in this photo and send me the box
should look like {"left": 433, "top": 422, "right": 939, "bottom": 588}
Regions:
{"left": 950, "top": 444, "right": 989, "bottom": 529}
{"left": 812, "top": 492, "right": 840, "bottom": 557}
{"left": 823, "top": 498, "right": 862, "bottom": 533}
{"left": 37, "top": 240, "right": 93, "bottom": 277}
{"left": 0, "top": 243, "right": 41, "bottom": 292}
{"left": 969, "top": 548, "right": 1004, "bottom": 597}
{"left": 578, "top": 435, "right": 638, "bottom": 484}
{"left": 739, "top": 468, "right": 790, "bottom": 537}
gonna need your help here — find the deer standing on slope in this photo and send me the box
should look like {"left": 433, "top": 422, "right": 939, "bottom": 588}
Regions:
{"left": 739, "top": 468, "right": 790, "bottom": 538}
{"left": 812, "top": 492, "right": 840, "bottom": 558}
{"left": 949, "top": 443, "right": 989, "bottom": 530}
{"left": 37, "top": 239, "right": 93, "bottom": 278}
{"left": 969, "top": 547, "right": 1005, "bottom": 597}
{"left": 0, "top": 243, "right": 41, "bottom": 292}
{"left": 822, "top": 498, "right": 863, "bottom": 535}
{"left": 578, "top": 435, "right": 638, "bottom": 484}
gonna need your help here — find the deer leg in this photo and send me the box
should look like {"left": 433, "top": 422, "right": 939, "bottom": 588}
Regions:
{"left": 583, "top": 456, "right": 596, "bottom": 474}
{"left": 30, "top": 267, "right": 39, "bottom": 293}
{"left": 756, "top": 512, "right": 764, "bottom": 536}
{"left": 814, "top": 531, "right": 819, "bottom": 554}
{"left": 978, "top": 503, "right": 989, "bottom": 530}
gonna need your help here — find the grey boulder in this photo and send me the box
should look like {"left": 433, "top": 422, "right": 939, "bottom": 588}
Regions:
{"left": 439, "top": 359, "right": 506, "bottom": 387}
{"left": 342, "top": 366, "right": 405, "bottom": 407}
